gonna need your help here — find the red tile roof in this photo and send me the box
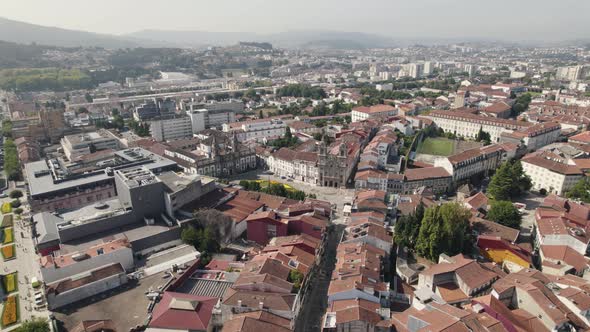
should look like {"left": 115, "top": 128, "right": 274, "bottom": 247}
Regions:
{"left": 149, "top": 292, "right": 217, "bottom": 330}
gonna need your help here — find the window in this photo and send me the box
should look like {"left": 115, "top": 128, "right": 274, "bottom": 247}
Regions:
{"left": 267, "top": 224, "right": 277, "bottom": 238}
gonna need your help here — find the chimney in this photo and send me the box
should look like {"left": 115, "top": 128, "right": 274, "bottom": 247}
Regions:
{"left": 259, "top": 302, "right": 264, "bottom": 310}
{"left": 237, "top": 300, "right": 242, "bottom": 307}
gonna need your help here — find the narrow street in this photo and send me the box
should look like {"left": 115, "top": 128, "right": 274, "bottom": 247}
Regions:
{"left": 294, "top": 224, "right": 345, "bottom": 332}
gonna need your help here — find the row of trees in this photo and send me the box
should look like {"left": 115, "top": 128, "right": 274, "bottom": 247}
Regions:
{"left": 127, "top": 119, "right": 151, "bottom": 137}
{"left": 268, "top": 128, "right": 298, "bottom": 148}
{"left": 4, "top": 138, "right": 21, "bottom": 181}
{"left": 395, "top": 202, "right": 472, "bottom": 261}
{"left": 276, "top": 84, "right": 327, "bottom": 100}
{"left": 358, "top": 88, "right": 413, "bottom": 106}
{"left": 239, "top": 180, "right": 315, "bottom": 201}
{"left": 511, "top": 93, "right": 533, "bottom": 115}
{"left": 0, "top": 68, "right": 93, "bottom": 92}
{"left": 2, "top": 120, "right": 12, "bottom": 138}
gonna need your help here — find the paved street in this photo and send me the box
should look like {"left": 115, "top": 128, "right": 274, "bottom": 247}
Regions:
{"left": 515, "top": 192, "right": 545, "bottom": 239}
{"left": 229, "top": 169, "right": 356, "bottom": 213}
{"left": 0, "top": 181, "right": 50, "bottom": 331}
{"left": 294, "top": 225, "right": 345, "bottom": 332}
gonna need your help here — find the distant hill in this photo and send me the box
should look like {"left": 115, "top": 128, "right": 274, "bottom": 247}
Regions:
{"left": 126, "top": 30, "right": 259, "bottom": 48}
{"left": 126, "top": 29, "right": 398, "bottom": 49}
{"left": 0, "top": 17, "right": 165, "bottom": 48}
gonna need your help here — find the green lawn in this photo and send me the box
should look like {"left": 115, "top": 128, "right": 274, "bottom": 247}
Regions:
{"left": 417, "top": 137, "right": 455, "bottom": 156}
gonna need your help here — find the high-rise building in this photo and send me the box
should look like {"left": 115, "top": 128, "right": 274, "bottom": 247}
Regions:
{"left": 423, "top": 62, "right": 433, "bottom": 76}
{"left": 464, "top": 64, "right": 475, "bottom": 77}
{"left": 408, "top": 63, "right": 424, "bottom": 78}
{"left": 149, "top": 115, "right": 193, "bottom": 142}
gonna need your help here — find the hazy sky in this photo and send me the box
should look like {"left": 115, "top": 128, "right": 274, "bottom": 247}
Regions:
{"left": 3, "top": 0, "right": 590, "bottom": 41}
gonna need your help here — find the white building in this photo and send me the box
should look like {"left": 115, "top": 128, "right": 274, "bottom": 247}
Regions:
{"left": 61, "top": 130, "right": 121, "bottom": 161}
{"left": 434, "top": 143, "right": 518, "bottom": 183}
{"left": 427, "top": 110, "right": 560, "bottom": 148}
{"left": 149, "top": 115, "right": 194, "bottom": 142}
{"left": 223, "top": 119, "right": 287, "bottom": 143}
{"left": 407, "top": 63, "right": 424, "bottom": 78}
{"left": 351, "top": 104, "right": 397, "bottom": 123}
{"left": 521, "top": 152, "right": 584, "bottom": 195}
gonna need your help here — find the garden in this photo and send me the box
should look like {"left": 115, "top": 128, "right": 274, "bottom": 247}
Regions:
{"left": 1, "top": 295, "right": 19, "bottom": 328}
{"left": 239, "top": 179, "right": 315, "bottom": 201}
{"left": 2, "top": 272, "right": 17, "bottom": 293}
{"left": 1, "top": 202, "right": 11, "bottom": 214}
{"left": 1, "top": 214, "right": 13, "bottom": 228}
{"left": 2, "top": 227, "right": 14, "bottom": 244}
{"left": 1, "top": 244, "right": 15, "bottom": 261}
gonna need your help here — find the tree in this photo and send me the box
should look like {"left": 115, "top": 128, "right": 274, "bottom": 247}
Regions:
{"left": 2, "top": 120, "right": 12, "bottom": 138}
{"left": 475, "top": 126, "right": 491, "bottom": 145}
{"left": 394, "top": 203, "right": 424, "bottom": 249}
{"left": 9, "top": 190, "right": 22, "bottom": 199}
{"left": 193, "top": 209, "right": 234, "bottom": 244}
{"left": 259, "top": 110, "right": 264, "bottom": 119}
{"left": 487, "top": 161, "right": 531, "bottom": 201}
{"left": 10, "top": 199, "right": 21, "bottom": 208}
{"left": 487, "top": 201, "right": 522, "bottom": 229}
{"left": 288, "top": 269, "right": 304, "bottom": 293}
{"left": 13, "top": 208, "right": 23, "bottom": 215}
{"left": 84, "top": 92, "right": 93, "bottom": 103}
{"left": 181, "top": 225, "right": 199, "bottom": 246}
{"left": 4, "top": 138, "right": 21, "bottom": 180}
{"left": 567, "top": 178, "right": 590, "bottom": 203}
{"left": 415, "top": 203, "right": 471, "bottom": 261}
{"left": 14, "top": 318, "right": 50, "bottom": 332}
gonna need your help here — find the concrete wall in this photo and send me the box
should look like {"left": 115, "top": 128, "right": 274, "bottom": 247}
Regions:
{"left": 47, "top": 272, "right": 128, "bottom": 310}
{"left": 58, "top": 210, "right": 135, "bottom": 242}
{"left": 131, "top": 227, "right": 182, "bottom": 253}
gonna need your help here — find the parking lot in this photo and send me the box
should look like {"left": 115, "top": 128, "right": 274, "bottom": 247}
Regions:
{"left": 54, "top": 272, "right": 170, "bottom": 331}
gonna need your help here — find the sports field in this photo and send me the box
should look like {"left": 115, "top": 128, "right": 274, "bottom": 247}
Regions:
{"left": 416, "top": 137, "right": 455, "bottom": 156}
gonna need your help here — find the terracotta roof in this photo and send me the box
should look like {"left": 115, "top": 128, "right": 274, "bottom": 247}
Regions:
{"left": 218, "top": 197, "right": 265, "bottom": 223}
{"left": 464, "top": 192, "right": 488, "bottom": 210}
{"left": 221, "top": 314, "right": 292, "bottom": 332}
{"left": 404, "top": 167, "right": 451, "bottom": 181}
{"left": 436, "top": 282, "right": 470, "bottom": 303}
{"left": 570, "top": 131, "right": 590, "bottom": 144}
{"left": 482, "top": 101, "right": 511, "bottom": 114}
{"left": 541, "top": 245, "right": 589, "bottom": 273}
{"left": 149, "top": 292, "right": 217, "bottom": 330}
{"left": 222, "top": 288, "right": 295, "bottom": 311}
{"left": 522, "top": 153, "right": 583, "bottom": 175}
{"left": 353, "top": 104, "right": 396, "bottom": 114}
{"left": 40, "top": 238, "right": 131, "bottom": 268}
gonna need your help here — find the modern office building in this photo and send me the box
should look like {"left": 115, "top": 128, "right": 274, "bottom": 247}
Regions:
{"left": 149, "top": 114, "right": 194, "bottom": 142}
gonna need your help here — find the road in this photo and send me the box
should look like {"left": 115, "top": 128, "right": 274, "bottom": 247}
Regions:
{"left": 294, "top": 224, "right": 345, "bottom": 332}
{"left": 0, "top": 181, "right": 50, "bottom": 331}
{"left": 515, "top": 192, "right": 545, "bottom": 240}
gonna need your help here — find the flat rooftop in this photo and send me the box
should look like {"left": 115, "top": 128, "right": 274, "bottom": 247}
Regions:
{"left": 157, "top": 171, "right": 208, "bottom": 193}
{"left": 25, "top": 148, "right": 177, "bottom": 197}
{"left": 59, "top": 198, "right": 125, "bottom": 225}
{"left": 64, "top": 131, "right": 114, "bottom": 145}
{"left": 59, "top": 221, "right": 176, "bottom": 254}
